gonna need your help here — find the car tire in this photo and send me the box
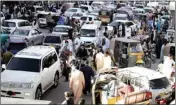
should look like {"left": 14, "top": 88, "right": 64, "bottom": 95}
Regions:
{"left": 35, "top": 86, "right": 42, "bottom": 100}
{"left": 52, "top": 72, "right": 59, "bottom": 88}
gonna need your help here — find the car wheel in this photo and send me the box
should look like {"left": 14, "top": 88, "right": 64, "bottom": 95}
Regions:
{"left": 52, "top": 72, "right": 59, "bottom": 88}
{"left": 35, "top": 86, "right": 42, "bottom": 100}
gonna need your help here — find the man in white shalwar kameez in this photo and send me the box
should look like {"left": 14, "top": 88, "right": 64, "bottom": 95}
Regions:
{"left": 95, "top": 49, "right": 104, "bottom": 71}
{"left": 69, "top": 69, "right": 85, "bottom": 104}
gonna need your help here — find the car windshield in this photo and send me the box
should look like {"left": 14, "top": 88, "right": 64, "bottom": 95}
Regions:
{"left": 130, "top": 43, "right": 143, "bottom": 53}
{"left": 36, "top": 7, "right": 44, "bottom": 11}
{"left": 53, "top": 27, "right": 69, "bottom": 32}
{"left": 9, "top": 43, "right": 27, "bottom": 52}
{"left": 80, "top": 6, "right": 88, "bottom": 11}
{"left": 1, "top": 28, "right": 10, "bottom": 34}
{"left": 67, "top": 9, "right": 77, "bottom": 12}
{"left": 144, "top": 9, "right": 152, "bottom": 13}
{"left": 81, "top": 17, "right": 87, "bottom": 21}
{"left": 72, "top": 13, "right": 83, "bottom": 17}
{"left": 133, "top": 10, "right": 144, "bottom": 14}
{"left": 2, "top": 21, "right": 16, "bottom": 27}
{"left": 7, "top": 57, "right": 41, "bottom": 72}
{"left": 38, "top": 14, "right": 47, "bottom": 18}
{"left": 44, "top": 36, "right": 61, "bottom": 43}
{"left": 92, "top": 10, "right": 99, "bottom": 13}
{"left": 11, "top": 29, "right": 30, "bottom": 36}
{"left": 80, "top": 29, "right": 96, "bottom": 37}
{"left": 150, "top": 77, "right": 170, "bottom": 89}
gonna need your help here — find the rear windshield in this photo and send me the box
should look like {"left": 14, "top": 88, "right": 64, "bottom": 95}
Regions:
{"left": 81, "top": 17, "right": 87, "bottom": 21}
{"left": 150, "top": 77, "right": 170, "bottom": 89}
{"left": 36, "top": 7, "right": 44, "bottom": 11}
{"left": 80, "top": 6, "right": 88, "bottom": 11}
{"left": 2, "top": 21, "right": 16, "bottom": 27}
{"left": 9, "top": 43, "right": 27, "bottom": 51}
{"left": 44, "top": 36, "right": 61, "bottom": 43}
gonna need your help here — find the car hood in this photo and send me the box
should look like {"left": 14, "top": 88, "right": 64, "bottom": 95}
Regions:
{"left": 1, "top": 70, "right": 39, "bottom": 83}
{"left": 80, "top": 37, "right": 97, "bottom": 43}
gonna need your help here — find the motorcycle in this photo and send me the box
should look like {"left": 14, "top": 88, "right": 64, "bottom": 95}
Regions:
{"left": 155, "top": 84, "right": 175, "bottom": 105}
{"left": 144, "top": 51, "right": 152, "bottom": 68}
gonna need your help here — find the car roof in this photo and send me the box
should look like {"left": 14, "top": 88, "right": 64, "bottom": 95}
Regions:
{"left": 38, "top": 11, "right": 58, "bottom": 15}
{"left": 119, "top": 66, "right": 166, "bottom": 80}
{"left": 68, "top": 8, "right": 80, "bottom": 10}
{"left": 80, "top": 5, "right": 90, "bottom": 7}
{"left": 4, "top": 19, "right": 29, "bottom": 23}
{"left": 111, "top": 37, "right": 140, "bottom": 43}
{"left": 15, "top": 46, "right": 55, "bottom": 59}
{"left": 15, "top": 27, "right": 35, "bottom": 30}
{"left": 81, "top": 24, "right": 98, "bottom": 29}
{"left": 55, "top": 25, "right": 71, "bottom": 28}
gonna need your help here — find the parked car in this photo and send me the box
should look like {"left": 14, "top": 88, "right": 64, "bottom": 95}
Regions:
{"left": 88, "top": 9, "right": 100, "bottom": 16}
{"left": 1, "top": 46, "right": 62, "bottom": 99}
{"left": 2, "top": 19, "right": 32, "bottom": 33}
{"left": 9, "top": 28, "right": 44, "bottom": 54}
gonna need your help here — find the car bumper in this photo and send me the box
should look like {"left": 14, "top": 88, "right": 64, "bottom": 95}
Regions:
{"left": 1, "top": 88, "right": 35, "bottom": 99}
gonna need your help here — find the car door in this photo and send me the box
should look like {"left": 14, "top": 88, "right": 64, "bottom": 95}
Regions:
{"left": 47, "top": 51, "right": 59, "bottom": 81}
{"left": 30, "top": 29, "right": 38, "bottom": 45}
{"left": 41, "top": 55, "right": 52, "bottom": 90}
{"left": 34, "top": 29, "right": 44, "bottom": 44}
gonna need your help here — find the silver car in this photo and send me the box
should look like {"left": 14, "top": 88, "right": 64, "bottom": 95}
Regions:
{"left": 9, "top": 28, "right": 44, "bottom": 54}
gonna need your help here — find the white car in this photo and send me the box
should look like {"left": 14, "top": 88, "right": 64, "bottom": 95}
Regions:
{"left": 1, "top": 12, "right": 5, "bottom": 23}
{"left": 52, "top": 25, "right": 72, "bottom": 36}
{"left": 37, "top": 11, "right": 59, "bottom": 28}
{"left": 1, "top": 46, "right": 62, "bottom": 99}
{"left": 79, "top": 15, "right": 102, "bottom": 28}
{"left": 9, "top": 28, "right": 44, "bottom": 54}
{"left": 91, "top": 1, "right": 105, "bottom": 9}
{"left": 80, "top": 5, "right": 93, "bottom": 13}
{"left": 64, "top": 8, "right": 83, "bottom": 18}
{"left": 2, "top": 19, "right": 32, "bottom": 33}
{"left": 79, "top": 24, "right": 101, "bottom": 46}
{"left": 118, "top": 67, "right": 171, "bottom": 104}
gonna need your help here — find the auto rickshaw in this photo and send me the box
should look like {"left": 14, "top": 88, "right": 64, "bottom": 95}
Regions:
{"left": 110, "top": 37, "right": 144, "bottom": 68}
{"left": 92, "top": 68, "right": 152, "bottom": 104}
{"left": 98, "top": 8, "right": 113, "bottom": 25}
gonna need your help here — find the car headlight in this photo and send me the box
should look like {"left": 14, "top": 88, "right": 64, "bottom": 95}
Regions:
{"left": 21, "top": 83, "right": 32, "bottom": 89}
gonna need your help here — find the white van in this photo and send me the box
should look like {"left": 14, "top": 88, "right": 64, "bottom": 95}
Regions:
{"left": 79, "top": 24, "right": 101, "bottom": 47}
{"left": 118, "top": 67, "right": 171, "bottom": 104}
{"left": 1, "top": 97, "right": 54, "bottom": 104}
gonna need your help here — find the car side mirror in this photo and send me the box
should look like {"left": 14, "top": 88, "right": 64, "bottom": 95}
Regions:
{"left": 2, "top": 64, "right": 6, "bottom": 72}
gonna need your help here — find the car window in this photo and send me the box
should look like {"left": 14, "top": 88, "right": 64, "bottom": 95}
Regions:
{"left": 2, "top": 21, "right": 16, "bottom": 27}
{"left": 1, "top": 13, "right": 4, "bottom": 17}
{"left": 11, "top": 29, "right": 30, "bottom": 36}
{"left": 18, "top": 22, "right": 26, "bottom": 27}
{"left": 44, "top": 36, "right": 61, "bottom": 43}
{"left": 7, "top": 57, "right": 41, "bottom": 72}
{"left": 25, "top": 21, "right": 31, "bottom": 26}
{"left": 67, "top": 9, "right": 77, "bottom": 12}
{"left": 126, "top": 22, "right": 134, "bottom": 26}
{"left": 31, "top": 30, "right": 37, "bottom": 35}
{"left": 43, "top": 54, "right": 50, "bottom": 69}
{"left": 150, "top": 77, "right": 170, "bottom": 89}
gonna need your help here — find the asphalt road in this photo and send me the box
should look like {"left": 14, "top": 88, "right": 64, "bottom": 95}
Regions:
{"left": 39, "top": 28, "right": 160, "bottom": 104}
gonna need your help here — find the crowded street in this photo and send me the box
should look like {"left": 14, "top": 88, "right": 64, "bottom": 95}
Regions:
{"left": 1, "top": 1, "right": 175, "bottom": 105}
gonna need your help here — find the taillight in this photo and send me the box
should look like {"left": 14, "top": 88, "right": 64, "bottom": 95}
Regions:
{"left": 160, "top": 99, "right": 166, "bottom": 105}
{"left": 146, "top": 91, "right": 152, "bottom": 99}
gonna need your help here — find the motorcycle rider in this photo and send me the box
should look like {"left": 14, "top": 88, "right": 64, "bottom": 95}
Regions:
{"left": 76, "top": 44, "right": 88, "bottom": 60}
